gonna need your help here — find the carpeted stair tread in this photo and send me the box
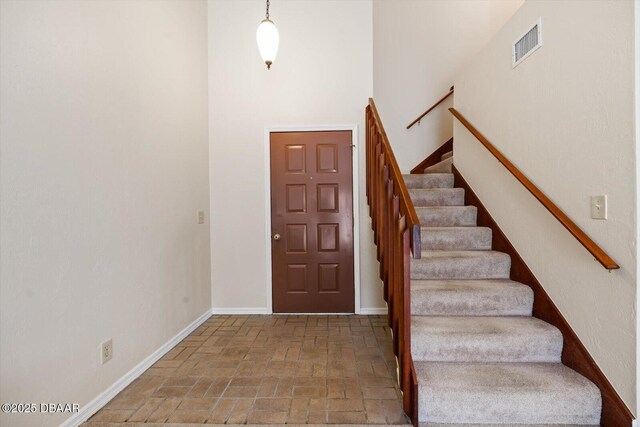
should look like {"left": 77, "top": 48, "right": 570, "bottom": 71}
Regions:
{"left": 421, "top": 226, "right": 492, "bottom": 250}
{"left": 411, "top": 279, "right": 533, "bottom": 316}
{"left": 416, "top": 206, "right": 477, "bottom": 227}
{"left": 376, "top": 154, "right": 601, "bottom": 423}
{"left": 403, "top": 173, "right": 454, "bottom": 189}
{"left": 441, "top": 151, "right": 453, "bottom": 161}
{"left": 424, "top": 157, "right": 453, "bottom": 173}
{"left": 422, "top": 423, "right": 594, "bottom": 427}
{"left": 409, "top": 188, "right": 465, "bottom": 206}
{"left": 414, "top": 361, "right": 601, "bottom": 425}
{"left": 411, "top": 316, "right": 563, "bottom": 363}
{"left": 411, "top": 250, "right": 511, "bottom": 280}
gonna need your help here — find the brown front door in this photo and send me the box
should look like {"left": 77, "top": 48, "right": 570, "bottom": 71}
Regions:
{"left": 270, "top": 131, "right": 354, "bottom": 313}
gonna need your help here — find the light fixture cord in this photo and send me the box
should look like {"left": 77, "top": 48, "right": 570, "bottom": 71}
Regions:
{"left": 265, "top": 0, "right": 270, "bottom": 19}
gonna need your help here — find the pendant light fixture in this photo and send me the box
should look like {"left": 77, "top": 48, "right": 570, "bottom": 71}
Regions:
{"left": 256, "top": 0, "right": 279, "bottom": 70}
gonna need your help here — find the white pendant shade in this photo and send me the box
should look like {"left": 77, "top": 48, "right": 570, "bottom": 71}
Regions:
{"left": 256, "top": 19, "right": 279, "bottom": 69}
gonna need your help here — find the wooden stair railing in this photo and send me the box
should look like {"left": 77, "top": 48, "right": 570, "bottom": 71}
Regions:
{"left": 366, "top": 98, "right": 420, "bottom": 426}
{"left": 407, "top": 86, "right": 454, "bottom": 129}
{"left": 449, "top": 107, "right": 619, "bottom": 271}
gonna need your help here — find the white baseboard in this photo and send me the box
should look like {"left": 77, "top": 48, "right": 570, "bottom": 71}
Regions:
{"left": 60, "top": 309, "right": 213, "bottom": 427}
{"left": 211, "top": 307, "right": 271, "bottom": 314}
{"left": 210, "top": 307, "right": 389, "bottom": 315}
{"left": 273, "top": 312, "right": 353, "bottom": 315}
{"left": 359, "top": 307, "right": 388, "bottom": 315}
{"left": 211, "top": 307, "right": 389, "bottom": 315}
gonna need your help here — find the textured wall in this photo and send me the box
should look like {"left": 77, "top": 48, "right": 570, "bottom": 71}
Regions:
{"left": 454, "top": 0, "right": 637, "bottom": 414}
{"left": 208, "top": 1, "right": 380, "bottom": 312}
{"left": 372, "top": 0, "right": 523, "bottom": 173}
{"left": 0, "top": 1, "right": 211, "bottom": 426}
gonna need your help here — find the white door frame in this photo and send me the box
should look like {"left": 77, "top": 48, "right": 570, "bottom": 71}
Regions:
{"left": 263, "top": 125, "right": 361, "bottom": 314}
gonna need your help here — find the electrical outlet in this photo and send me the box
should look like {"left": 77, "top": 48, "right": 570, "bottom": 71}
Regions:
{"left": 101, "top": 339, "right": 113, "bottom": 364}
{"left": 591, "top": 195, "right": 607, "bottom": 220}
{"left": 197, "top": 211, "right": 205, "bottom": 224}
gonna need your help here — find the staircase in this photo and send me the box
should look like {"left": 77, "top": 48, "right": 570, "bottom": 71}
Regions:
{"left": 407, "top": 151, "right": 602, "bottom": 426}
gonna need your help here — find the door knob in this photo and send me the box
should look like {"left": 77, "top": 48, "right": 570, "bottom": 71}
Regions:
{"left": 273, "top": 233, "right": 281, "bottom": 241}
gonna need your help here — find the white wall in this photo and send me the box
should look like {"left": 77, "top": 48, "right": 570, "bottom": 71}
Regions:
{"left": 0, "top": 1, "right": 211, "bottom": 426}
{"left": 373, "top": 0, "right": 523, "bottom": 172}
{"left": 636, "top": 0, "right": 640, "bottom": 418}
{"left": 454, "top": 0, "right": 637, "bottom": 414}
{"left": 208, "top": 1, "right": 380, "bottom": 312}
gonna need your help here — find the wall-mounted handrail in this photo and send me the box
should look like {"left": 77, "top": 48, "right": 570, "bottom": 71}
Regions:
{"left": 366, "top": 98, "right": 420, "bottom": 426}
{"left": 449, "top": 107, "right": 619, "bottom": 271}
{"left": 406, "top": 86, "right": 454, "bottom": 129}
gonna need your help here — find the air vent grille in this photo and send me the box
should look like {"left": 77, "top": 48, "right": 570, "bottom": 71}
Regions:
{"left": 512, "top": 18, "right": 542, "bottom": 67}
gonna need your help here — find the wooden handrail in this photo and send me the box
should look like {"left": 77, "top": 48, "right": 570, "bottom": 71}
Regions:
{"left": 366, "top": 98, "right": 420, "bottom": 426}
{"left": 406, "top": 86, "right": 454, "bottom": 129}
{"left": 369, "top": 98, "right": 421, "bottom": 255}
{"left": 449, "top": 107, "right": 619, "bottom": 271}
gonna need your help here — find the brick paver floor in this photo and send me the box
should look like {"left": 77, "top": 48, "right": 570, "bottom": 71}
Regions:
{"left": 84, "top": 315, "right": 409, "bottom": 425}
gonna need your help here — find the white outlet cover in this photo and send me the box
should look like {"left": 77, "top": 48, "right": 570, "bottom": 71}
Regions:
{"left": 101, "top": 339, "right": 113, "bottom": 364}
{"left": 590, "top": 195, "right": 607, "bottom": 220}
{"left": 197, "top": 211, "right": 205, "bottom": 224}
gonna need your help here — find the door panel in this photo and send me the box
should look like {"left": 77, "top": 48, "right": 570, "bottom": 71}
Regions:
{"left": 270, "top": 131, "right": 354, "bottom": 313}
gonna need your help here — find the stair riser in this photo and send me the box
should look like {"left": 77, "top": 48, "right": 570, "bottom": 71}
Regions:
{"left": 419, "top": 388, "right": 601, "bottom": 425}
{"left": 421, "top": 228, "right": 492, "bottom": 250}
{"left": 409, "top": 189, "right": 465, "bottom": 207}
{"left": 404, "top": 174, "right": 454, "bottom": 189}
{"left": 441, "top": 151, "right": 453, "bottom": 161}
{"left": 424, "top": 158, "right": 453, "bottom": 173}
{"left": 415, "top": 362, "right": 602, "bottom": 425}
{"left": 423, "top": 424, "right": 592, "bottom": 427}
{"left": 411, "top": 289, "right": 533, "bottom": 316}
{"left": 413, "top": 342, "right": 562, "bottom": 363}
{"left": 416, "top": 207, "right": 477, "bottom": 227}
{"left": 411, "top": 258, "right": 511, "bottom": 280}
{"left": 411, "top": 319, "right": 563, "bottom": 363}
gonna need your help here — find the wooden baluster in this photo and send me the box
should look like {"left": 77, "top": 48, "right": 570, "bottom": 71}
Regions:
{"left": 380, "top": 165, "right": 390, "bottom": 282}
{"left": 367, "top": 122, "right": 371, "bottom": 218}
{"left": 376, "top": 152, "right": 386, "bottom": 267}
{"left": 383, "top": 176, "right": 394, "bottom": 284}
{"left": 401, "top": 226, "right": 412, "bottom": 414}
{"left": 375, "top": 152, "right": 381, "bottom": 261}
{"left": 365, "top": 106, "right": 371, "bottom": 204}
{"left": 390, "top": 196, "right": 400, "bottom": 358}
{"left": 370, "top": 128, "right": 377, "bottom": 232}
{"left": 369, "top": 123, "right": 376, "bottom": 220}
{"left": 373, "top": 139, "right": 382, "bottom": 241}
{"left": 395, "top": 215, "right": 406, "bottom": 382}
{"left": 384, "top": 178, "right": 394, "bottom": 332}
{"left": 370, "top": 116, "right": 375, "bottom": 210}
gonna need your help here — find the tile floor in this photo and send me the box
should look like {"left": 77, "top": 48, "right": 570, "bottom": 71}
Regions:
{"left": 84, "top": 315, "right": 409, "bottom": 425}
